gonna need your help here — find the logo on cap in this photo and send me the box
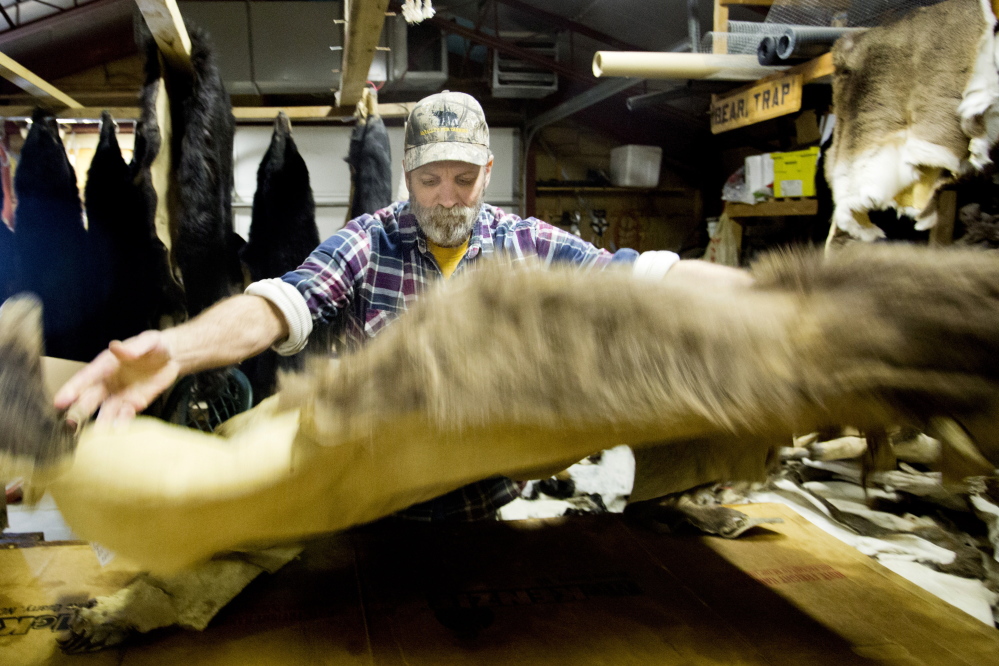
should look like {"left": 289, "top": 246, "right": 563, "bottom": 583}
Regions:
{"left": 433, "top": 109, "right": 459, "bottom": 128}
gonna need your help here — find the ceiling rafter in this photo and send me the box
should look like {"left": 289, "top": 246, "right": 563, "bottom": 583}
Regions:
{"left": 337, "top": 0, "right": 391, "bottom": 107}
{"left": 0, "top": 50, "right": 82, "bottom": 109}
{"left": 134, "top": 0, "right": 192, "bottom": 72}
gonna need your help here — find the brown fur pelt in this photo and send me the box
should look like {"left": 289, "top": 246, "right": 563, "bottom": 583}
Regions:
{"left": 5, "top": 245, "right": 999, "bottom": 572}
{"left": 826, "top": 0, "right": 999, "bottom": 241}
{"left": 0, "top": 297, "right": 74, "bottom": 484}
{"left": 282, "top": 244, "right": 999, "bottom": 469}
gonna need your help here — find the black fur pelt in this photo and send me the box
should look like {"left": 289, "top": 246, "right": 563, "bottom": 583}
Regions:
{"left": 346, "top": 114, "right": 392, "bottom": 219}
{"left": 239, "top": 112, "right": 323, "bottom": 402}
{"left": 85, "top": 111, "right": 173, "bottom": 343}
{"left": 241, "top": 112, "right": 319, "bottom": 282}
{"left": 0, "top": 220, "right": 15, "bottom": 304}
{"left": 15, "top": 114, "right": 90, "bottom": 356}
{"left": 13, "top": 110, "right": 99, "bottom": 362}
{"left": 129, "top": 23, "right": 185, "bottom": 326}
{"left": 169, "top": 24, "right": 244, "bottom": 318}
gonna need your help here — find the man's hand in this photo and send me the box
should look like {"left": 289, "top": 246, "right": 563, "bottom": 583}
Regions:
{"left": 53, "top": 330, "right": 180, "bottom": 426}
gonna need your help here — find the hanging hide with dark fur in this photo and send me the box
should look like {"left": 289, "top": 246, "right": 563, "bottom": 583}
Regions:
{"left": 169, "top": 25, "right": 244, "bottom": 318}
{"left": 128, "top": 27, "right": 185, "bottom": 327}
{"left": 14, "top": 110, "right": 99, "bottom": 361}
{"left": 85, "top": 111, "right": 175, "bottom": 343}
{"left": 0, "top": 220, "right": 14, "bottom": 304}
{"left": 241, "top": 113, "right": 319, "bottom": 282}
{"left": 239, "top": 112, "right": 322, "bottom": 402}
{"left": 826, "top": 0, "right": 999, "bottom": 241}
{"left": 346, "top": 111, "right": 392, "bottom": 219}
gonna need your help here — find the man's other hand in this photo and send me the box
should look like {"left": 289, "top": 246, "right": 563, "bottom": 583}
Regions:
{"left": 53, "top": 330, "right": 180, "bottom": 426}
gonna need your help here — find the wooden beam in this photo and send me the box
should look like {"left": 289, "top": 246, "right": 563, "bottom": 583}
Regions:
{"left": 134, "top": 0, "right": 192, "bottom": 72}
{"left": 929, "top": 190, "right": 957, "bottom": 246}
{"left": 724, "top": 199, "right": 818, "bottom": 217}
{"left": 794, "top": 52, "right": 834, "bottom": 83}
{"left": 0, "top": 103, "right": 417, "bottom": 122}
{"left": 233, "top": 103, "right": 415, "bottom": 120}
{"left": 337, "top": 0, "right": 391, "bottom": 107}
{"left": 0, "top": 52, "right": 82, "bottom": 109}
{"left": 713, "top": 1, "right": 729, "bottom": 54}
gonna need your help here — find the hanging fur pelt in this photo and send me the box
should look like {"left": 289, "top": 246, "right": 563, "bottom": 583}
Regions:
{"left": 168, "top": 25, "right": 244, "bottom": 318}
{"left": 128, "top": 24, "right": 185, "bottom": 327}
{"left": 85, "top": 111, "right": 175, "bottom": 344}
{"left": 346, "top": 89, "right": 393, "bottom": 219}
{"left": 240, "top": 112, "right": 322, "bottom": 402}
{"left": 4, "top": 245, "right": 999, "bottom": 572}
{"left": 826, "top": 0, "right": 999, "bottom": 241}
{"left": 0, "top": 219, "right": 14, "bottom": 304}
{"left": 13, "top": 109, "right": 100, "bottom": 362}
{"left": 241, "top": 113, "right": 319, "bottom": 282}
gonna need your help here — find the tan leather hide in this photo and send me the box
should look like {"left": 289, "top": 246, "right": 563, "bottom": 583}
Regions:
{"left": 0, "top": 247, "right": 982, "bottom": 573}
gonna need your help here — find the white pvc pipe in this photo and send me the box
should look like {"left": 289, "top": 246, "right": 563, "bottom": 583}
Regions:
{"left": 592, "top": 51, "right": 788, "bottom": 81}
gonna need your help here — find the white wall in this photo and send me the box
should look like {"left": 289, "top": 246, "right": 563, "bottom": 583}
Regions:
{"left": 232, "top": 124, "right": 520, "bottom": 242}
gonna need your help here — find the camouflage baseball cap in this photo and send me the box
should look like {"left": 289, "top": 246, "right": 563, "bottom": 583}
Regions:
{"left": 404, "top": 91, "right": 491, "bottom": 171}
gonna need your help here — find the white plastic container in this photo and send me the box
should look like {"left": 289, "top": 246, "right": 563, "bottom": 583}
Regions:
{"left": 610, "top": 145, "right": 663, "bottom": 188}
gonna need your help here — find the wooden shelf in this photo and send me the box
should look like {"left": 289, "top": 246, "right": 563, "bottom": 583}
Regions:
{"left": 536, "top": 186, "right": 686, "bottom": 195}
{"left": 724, "top": 199, "right": 819, "bottom": 217}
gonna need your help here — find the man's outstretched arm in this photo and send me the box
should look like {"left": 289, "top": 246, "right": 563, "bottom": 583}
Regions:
{"left": 54, "top": 294, "right": 289, "bottom": 425}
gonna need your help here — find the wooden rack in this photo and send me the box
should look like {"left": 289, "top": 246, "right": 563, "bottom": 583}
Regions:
{"left": 723, "top": 199, "right": 818, "bottom": 218}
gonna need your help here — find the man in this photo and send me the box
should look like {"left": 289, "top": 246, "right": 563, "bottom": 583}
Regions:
{"left": 55, "top": 91, "right": 745, "bottom": 520}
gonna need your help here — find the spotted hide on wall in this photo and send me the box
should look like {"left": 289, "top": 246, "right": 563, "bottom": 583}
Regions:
{"left": 826, "top": 0, "right": 999, "bottom": 241}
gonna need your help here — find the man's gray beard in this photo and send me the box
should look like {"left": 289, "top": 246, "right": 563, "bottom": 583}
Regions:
{"left": 411, "top": 199, "right": 482, "bottom": 247}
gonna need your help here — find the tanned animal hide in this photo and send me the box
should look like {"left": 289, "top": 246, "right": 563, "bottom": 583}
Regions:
{"left": 240, "top": 112, "right": 322, "bottom": 402}
{"left": 86, "top": 111, "right": 173, "bottom": 343}
{"left": 14, "top": 110, "right": 100, "bottom": 362}
{"left": 170, "top": 25, "right": 244, "bottom": 318}
{"left": 0, "top": 245, "right": 995, "bottom": 572}
{"left": 346, "top": 113, "right": 393, "bottom": 219}
{"left": 826, "top": 0, "right": 999, "bottom": 241}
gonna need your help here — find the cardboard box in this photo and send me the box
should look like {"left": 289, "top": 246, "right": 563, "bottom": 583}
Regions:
{"left": 773, "top": 146, "right": 820, "bottom": 198}
{"left": 2, "top": 504, "right": 997, "bottom": 664}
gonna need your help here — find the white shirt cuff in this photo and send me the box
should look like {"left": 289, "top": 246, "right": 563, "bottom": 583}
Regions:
{"left": 633, "top": 251, "right": 681, "bottom": 280}
{"left": 244, "top": 278, "right": 313, "bottom": 356}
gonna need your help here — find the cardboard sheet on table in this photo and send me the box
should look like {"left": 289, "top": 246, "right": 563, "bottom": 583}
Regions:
{"left": 2, "top": 504, "right": 997, "bottom": 665}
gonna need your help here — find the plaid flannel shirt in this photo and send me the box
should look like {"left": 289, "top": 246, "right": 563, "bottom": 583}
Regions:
{"left": 281, "top": 201, "right": 638, "bottom": 521}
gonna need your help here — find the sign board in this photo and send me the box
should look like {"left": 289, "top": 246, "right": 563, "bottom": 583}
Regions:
{"left": 710, "top": 72, "right": 803, "bottom": 134}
